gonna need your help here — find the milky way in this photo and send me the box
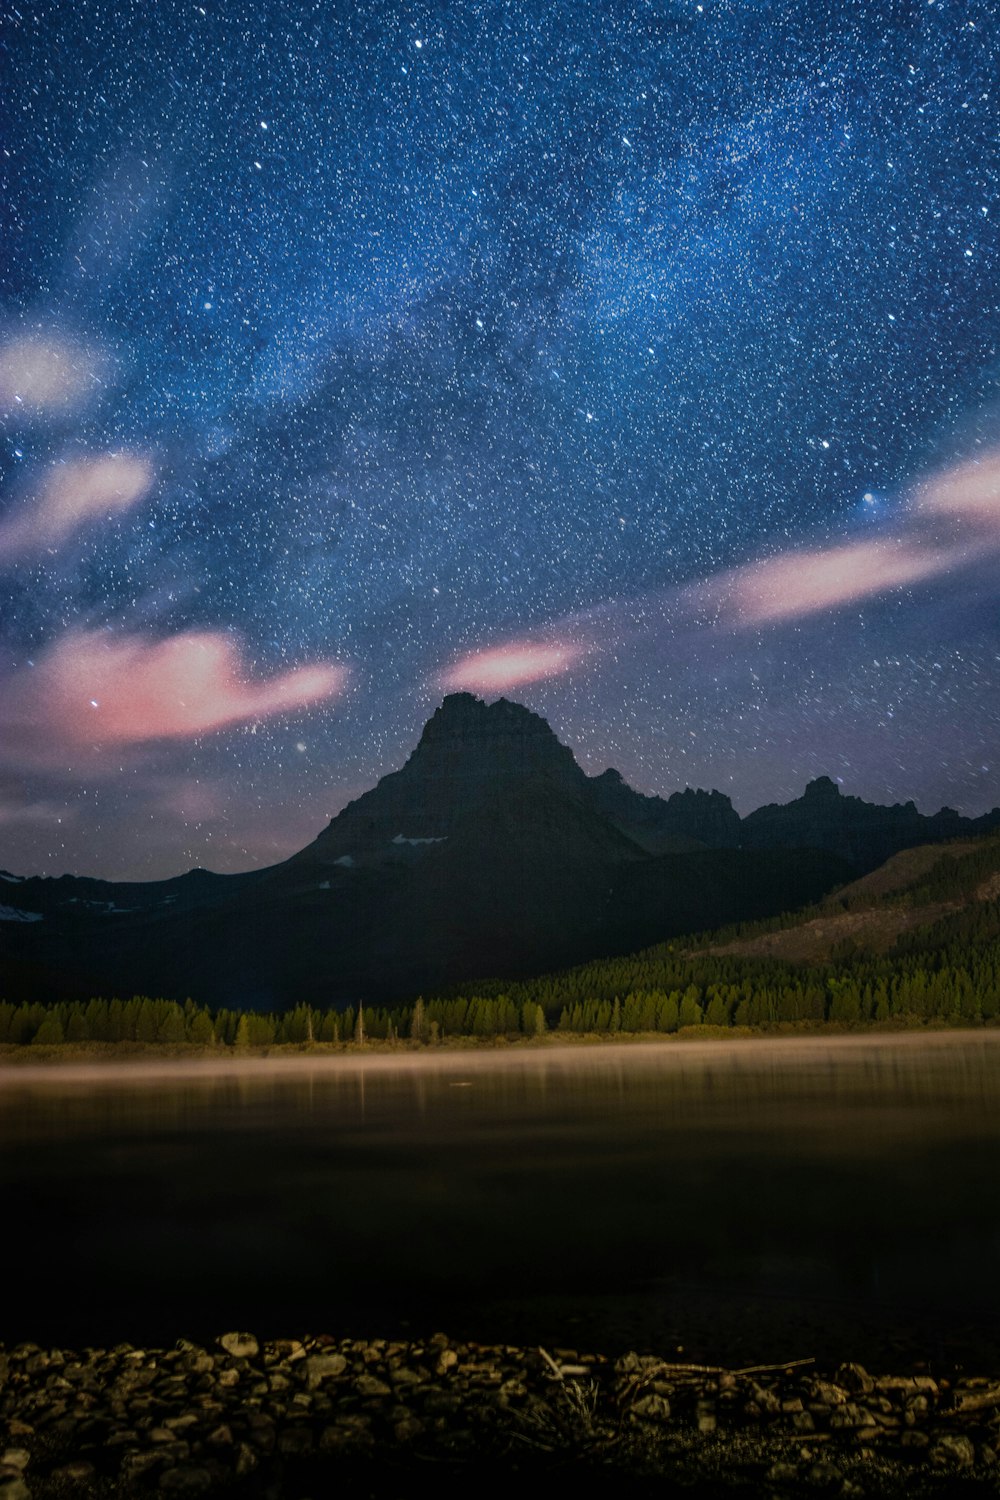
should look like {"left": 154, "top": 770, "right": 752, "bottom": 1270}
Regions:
{"left": 2, "top": 0, "right": 999, "bottom": 878}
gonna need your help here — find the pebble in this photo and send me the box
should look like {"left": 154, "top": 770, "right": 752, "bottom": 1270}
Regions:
{"left": 217, "top": 1332, "right": 258, "bottom": 1360}
{"left": 0, "top": 1333, "right": 996, "bottom": 1496}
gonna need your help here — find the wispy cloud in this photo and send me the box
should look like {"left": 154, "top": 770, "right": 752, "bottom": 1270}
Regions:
{"left": 437, "top": 640, "right": 588, "bottom": 693}
{"left": 433, "top": 445, "right": 1000, "bottom": 689}
{"left": 0, "top": 453, "right": 154, "bottom": 559}
{"left": 0, "top": 333, "right": 104, "bottom": 415}
{"left": 1, "top": 628, "right": 347, "bottom": 756}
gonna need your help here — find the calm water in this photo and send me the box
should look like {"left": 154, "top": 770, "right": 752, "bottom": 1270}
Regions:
{"left": 2, "top": 1034, "right": 1000, "bottom": 1371}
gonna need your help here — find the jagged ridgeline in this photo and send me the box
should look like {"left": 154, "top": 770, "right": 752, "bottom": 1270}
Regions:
{"left": 1, "top": 694, "right": 998, "bottom": 1011}
{"left": 4, "top": 829, "right": 1000, "bottom": 1045}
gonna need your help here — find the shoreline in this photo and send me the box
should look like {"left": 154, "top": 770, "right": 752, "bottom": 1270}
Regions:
{"left": 1, "top": 1331, "right": 998, "bottom": 1497}
{"left": 1, "top": 1024, "right": 999, "bottom": 1085}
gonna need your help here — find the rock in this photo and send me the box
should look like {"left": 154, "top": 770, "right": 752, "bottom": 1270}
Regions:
{"left": 206, "top": 1425, "right": 232, "bottom": 1446}
{"left": 394, "top": 1417, "right": 425, "bottom": 1442}
{"left": 320, "top": 1415, "right": 373, "bottom": 1450}
{"left": 766, "top": 1463, "right": 799, "bottom": 1483}
{"left": 119, "top": 1452, "right": 164, "bottom": 1483}
{"left": 806, "top": 1458, "right": 842, "bottom": 1486}
{"left": 836, "top": 1363, "right": 874, "bottom": 1394}
{"left": 436, "top": 1348, "right": 459, "bottom": 1374}
{"left": 631, "top": 1393, "right": 671, "bottom": 1422}
{"left": 828, "top": 1403, "right": 872, "bottom": 1429}
{"left": 930, "top": 1433, "right": 975, "bottom": 1468}
{"left": 218, "top": 1332, "right": 258, "bottom": 1360}
{"left": 0, "top": 1480, "right": 31, "bottom": 1500}
{"left": 304, "top": 1352, "right": 347, "bottom": 1388}
{"left": 50, "top": 1462, "right": 95, "bottom": 1484}
{"left": 355, "top": 1372, "right": 392, "bottom": 1397}
{"left": 953, "top": 1382, "right": 1000, "bottom": 1413}
{"left": 158, "top": 1467, "right": 213, "bottom": 1493}
{"left": 811, "top": 1381, "right": 849, "bottom": 1407}
{"left": 0, "top": 1456, "right": 28, "bottom": 1475}
{"left": 234, "top": 1444, "right": 257, "bottom": 1477}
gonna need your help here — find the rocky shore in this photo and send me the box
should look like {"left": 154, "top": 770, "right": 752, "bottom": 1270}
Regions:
{"left": 2, "top": 1333, "right": 999, "bottom": 1497}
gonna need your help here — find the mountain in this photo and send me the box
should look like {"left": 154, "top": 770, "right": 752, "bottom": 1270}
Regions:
{"left": 587, "top": 770, "right": 740, "bottom": 852}
{"left": 741, "top": 775, "right": 1000, "bottom": 871}
{"left": 1, "top": 693, "right": 994, "bottom": 1010}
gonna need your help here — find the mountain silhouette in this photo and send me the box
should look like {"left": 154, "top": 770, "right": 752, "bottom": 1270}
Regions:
{"left": 1, "top": 694, "right": 995, "bottom": 1009}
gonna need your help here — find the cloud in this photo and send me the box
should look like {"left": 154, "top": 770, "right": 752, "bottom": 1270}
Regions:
{"left": 437, "top": 640, "right": 587, "bottom": 693}
{"left": 0, "top": 453, "right": 154, "bottom": 559}
{"left": 432, "top": 446, "right": 1000, "bottom": 688}
{"left": 0, "top": 798, "right": 71, "bottom": 828}
{"left": 702, "top": 535, "right": 974, "bottom": 628}
{"left": 0, "top": 333, "right": 103, "bottom": 415}
{"left": 914, "top": 446, "right": 1000, "bottom": 527}
{"left": 2, "top": 628, "right": 347, "bottom": 753}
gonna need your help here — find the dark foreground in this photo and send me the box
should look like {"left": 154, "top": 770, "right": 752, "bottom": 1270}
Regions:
{"left": 2, "top": 1333, "right": 999, "bottom": 1498}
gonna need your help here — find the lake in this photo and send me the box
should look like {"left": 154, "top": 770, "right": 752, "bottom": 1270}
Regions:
{"left": 2, "top": 1032, "right": 999, "bottom": 1372}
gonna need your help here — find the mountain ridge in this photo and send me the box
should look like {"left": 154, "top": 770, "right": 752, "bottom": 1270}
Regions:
{"left": 1, "top": 692, "right": 997, "bottom": 1009}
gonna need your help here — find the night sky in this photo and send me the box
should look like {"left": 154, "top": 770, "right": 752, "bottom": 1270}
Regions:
{"left": 2, "top": 0, "right": 999, "bottom": 879}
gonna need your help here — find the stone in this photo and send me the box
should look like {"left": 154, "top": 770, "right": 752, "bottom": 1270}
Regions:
{"left": 394, "top": 1417, "right": 425, "bottom": 1442}
{"left": 305, "top": 1352, "right": 347, "bottom": 1388}
{"left": 355, "top": 1373, "right": 392, "bottom": 1397}
{"left": 50, "top": 1462, "right": 95, "bottom": 1484}
{"left": 206, "top": 1425, "right": 232, "bottom": 1446}
{"left": 811, "top": 1381, "right": 848, "bottom": 1407}
{"left": 829, "top": 1403, "right": 871, "bottom": 1429}
{"left": 158, "top": 1467, "right": 213, "bottom": 1493}
{"left": 836, "top": 1363, "right": 874, "bottom": 1394}
{"left": 218, "top": 1332, "right": 258, "bottom": 1360}
{"left": 766, "top": 1463, "right": 799, "bottom": 1483}
{"left": 930, "top": 1433, "right": 975, "bottom": 1468}
{"left": 436, "top": 1348, "right": 459, "bottom": 1374}
{"left": 119, "top": 1451, "right": 164, "bottom": 1483}
{"left": 0, "top": 1480, "right": 31, "bottom": 1500}
{"left": 0, "top": 1457, "right": 28, "bottom": 1475}
{"left": 234, "top": 1444, "right": 257, "bottom": 1477}
{"left": 319, "top": 1415, "right": 373, "bottom": 1450}
{"left": 631, "top": 1393, "right": 671, "bottom": 1422}
{"left": 806, "top": 1458, "right": 842, "bottom": 1486}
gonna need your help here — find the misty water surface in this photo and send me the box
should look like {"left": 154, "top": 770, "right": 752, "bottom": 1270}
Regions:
{"left": 2, "top": 1033, "right": 999, "bottom": 1370}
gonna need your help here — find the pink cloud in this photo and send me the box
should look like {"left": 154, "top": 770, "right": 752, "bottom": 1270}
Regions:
{"left": 0, "top": 453, "right": 154, "bottom": 559}
{"left": 2, "top": 628, "right": 347, "bottom": 751}
{"left": 706, "top": 535, "right": 972, "bottom": 628}
{"left": 438, "top": 639, "right": 586, "bottom": 693}
{"left": 914, "top": 447, "right": 1000, "bottom": 527}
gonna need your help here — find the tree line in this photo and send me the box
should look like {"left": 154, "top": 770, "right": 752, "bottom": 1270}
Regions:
{"left": 2, "top": 919, "right": 999, "bottom": 1047}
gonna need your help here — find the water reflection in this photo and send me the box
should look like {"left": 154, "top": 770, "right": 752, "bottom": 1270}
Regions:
{"left": 1, "top": 1035, "right": 999, "bottom": 1369}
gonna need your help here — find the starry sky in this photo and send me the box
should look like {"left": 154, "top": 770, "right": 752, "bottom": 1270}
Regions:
{"left": 2, "top": 0, "right": 999, "bottom": 879}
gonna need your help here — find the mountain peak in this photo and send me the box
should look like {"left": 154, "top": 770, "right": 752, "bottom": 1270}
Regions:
{"left": 803, "top": 776, "right": 841, "bottom": 800}
{"left": 419, "top": 691, "right": 559, "bottom": 744}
